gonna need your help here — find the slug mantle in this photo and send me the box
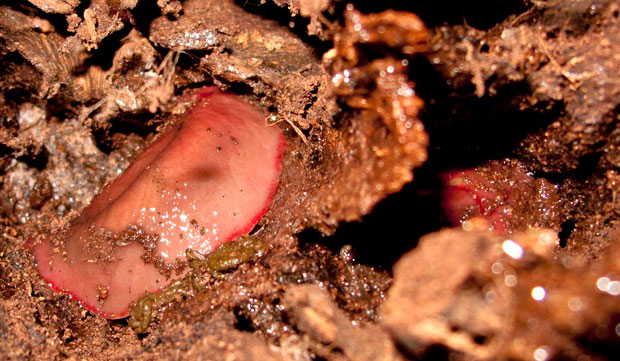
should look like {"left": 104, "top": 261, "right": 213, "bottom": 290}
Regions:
{"left": 30, "top": 87, "right": 285, "bottom": 319}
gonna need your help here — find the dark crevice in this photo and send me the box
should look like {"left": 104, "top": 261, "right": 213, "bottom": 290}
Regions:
{"left": 45, "top": 98, "right": 81, "bottom": 121}
{"left": 536, "top": 151, "right": 604, "bottom": 184}
{"left": 33, "top": 310, "right": 43, "bottom": 326}
{"left": 249, "top": 223, "right": 263, "bottom": 236}
{"left": 108, "top": 317, "right": 128, "bottom": 327}
{"left": 63, "top": 336, "right": 77, "bottom": 344}
{"left": 233, "top": 306, "right": 256, "bottom": 332}
{"left": 92, "top": 113, "right": 157, "bottom": 155}
{"left": 419, "top": 344, "right": 452, "bottom": 361}
{"left": 353, "top": 0, "right": 529, "bottom": 29}
{"left": 576, "top": 314, "right": 620, "bottom": 359}
{"left": 10, "top": 0, "right": 73, "bottom": 37}
{"left": 536, "top": 170, "right": 565, "bottom": 185}
{"left": 558, "top": 219, "right": 575, "bottom": 248}
{"left": 472, "top": 334, "right": 488, "bottom": 345}
{"left": 217, "top": 79, "right": 259, "bottom": 99}
{"left": 17, "top": 147, "right": 48, "bottom": 171}
{"left": 297, "top": 164, "right": 444, "bottom": 271}
{"left": 573, "top": 151, "right": 604, "bottom": 181}
{"left": 1, "top": 60, "right": 41, "bottom": 103}
{"left": 411, "top": 54, "right": 561, "bottom": 172}
{"left": 80, "top": 23, "right": 133, "bottom": 73}
{"left": 131, "top": 0, "right": 162, "bottom": 39}
{"left": 0, "top": 143, "right": 13, "bottom": 157}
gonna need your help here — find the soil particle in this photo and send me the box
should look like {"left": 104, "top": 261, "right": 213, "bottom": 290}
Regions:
{"left": 26, "top": 0, "right": 80, "bottom": 14}
{"left": 382, "top": 228, "right": 620, "bottom": 360}
{"left": 1, "top": 161, "right": 38, "bottom": 224}
{"left": 0, "top": 110, "right": 142, "bottom": 235}
{"left": 28, "top": 173, "right": 53, "bottom": 209}
{"left": 68, "top": 0, "right": 127, "bottom": 50}
{"left": 38, "top": 119, "right": 134, "bottom": 214}
{"left": 283, "top": 284, "right": 402, "bottom": 361}
{"left": 272, "top": 0, "right": 333, "bottom": 38}
{"left": 139, "top": 309, "right": 292, "bottom": 361}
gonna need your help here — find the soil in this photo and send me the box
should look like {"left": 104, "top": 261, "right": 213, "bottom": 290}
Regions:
{"left": 1, "top": 0, "right": 620, "bottom": 360}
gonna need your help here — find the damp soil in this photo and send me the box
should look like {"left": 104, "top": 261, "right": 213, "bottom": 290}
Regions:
{"left": 1, "top": 0, "right": 620, "bottom": 360}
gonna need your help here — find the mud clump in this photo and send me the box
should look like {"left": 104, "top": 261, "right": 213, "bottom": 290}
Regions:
{"left": 382, "top": 228, "right": 620, "bottom": 360}
{"left": 128, "top": 236, "right": 267, "bottom": 333}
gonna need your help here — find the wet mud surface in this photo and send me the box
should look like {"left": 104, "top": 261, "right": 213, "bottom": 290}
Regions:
{"left": 1, "top": 0, "right": 620, "bottom": 360}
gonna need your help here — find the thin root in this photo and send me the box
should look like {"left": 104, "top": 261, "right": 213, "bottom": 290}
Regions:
{"left": 266, "top": 116, "right": 308, "bottom": 144}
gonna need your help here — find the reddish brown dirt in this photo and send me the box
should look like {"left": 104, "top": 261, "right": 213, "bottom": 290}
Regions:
{"left": 1, "top": 0, "right": 620, "bottom": 360}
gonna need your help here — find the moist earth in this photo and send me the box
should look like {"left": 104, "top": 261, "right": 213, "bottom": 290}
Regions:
{"left": 1, "top": 0, "right": 620, "bottom": 360}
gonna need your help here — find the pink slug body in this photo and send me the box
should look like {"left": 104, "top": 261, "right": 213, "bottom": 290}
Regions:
{"left": 31, "top": 87, "right": 285, "bottom": 318}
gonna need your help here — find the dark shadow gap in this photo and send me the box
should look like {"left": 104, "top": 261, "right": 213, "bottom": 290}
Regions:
{"left": 131, "top": 0, "right": 162, "bottom": 39}
{"left": 233, "top": 306, "right": 256, "bottom": 332}
{"left": 17, "top": 147, "right": 48, "bottom": 171}
{"left": 353, "top": 0, "right": 529, "bottom": 30}
{"left": 411, "top": 54, "right": 562, "bottom": 173}
{"left": 91, "top": 111, "right": 160, "bottom": 155}
{"left": 535, "top": 151, "right": 604, "bottom": 184}
{"left": 558, "top": 220, "right": 575, "bottom": 248}
{"left": 297, "top": 162, "right": 445, "bottom": 271}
